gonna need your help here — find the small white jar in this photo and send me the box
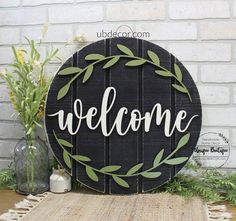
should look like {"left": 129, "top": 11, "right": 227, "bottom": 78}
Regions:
{"left": 50, "top": 168, "right": 71, "bottom": 193}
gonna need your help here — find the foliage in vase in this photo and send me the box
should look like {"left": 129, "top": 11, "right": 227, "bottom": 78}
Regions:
{"left": 0, "top": 38, "right": 58, "bottom": 194}
{"left": 0, "top": 38, "right": 58, "bottom": 140}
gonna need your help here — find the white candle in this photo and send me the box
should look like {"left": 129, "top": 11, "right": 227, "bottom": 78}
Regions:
{"left": 50, "top": 169, "right": 71, "bottom": 193}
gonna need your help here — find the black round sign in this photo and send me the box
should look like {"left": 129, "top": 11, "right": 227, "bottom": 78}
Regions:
{"left": 45, "top": 37, "right": 202, "bottom": 194}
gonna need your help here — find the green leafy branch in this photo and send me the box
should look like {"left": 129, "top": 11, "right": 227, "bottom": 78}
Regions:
{"left": 53, "top": 131, "right": 190, "bottom": 188}
{"left": 57, "top": 44, "right": 192, "bottom": 102}
{"left": 153, "top": 163, "right": 236, "bottom": 204}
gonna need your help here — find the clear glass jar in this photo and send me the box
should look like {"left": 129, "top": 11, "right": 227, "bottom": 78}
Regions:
{"left": 14, "top": 137, "right": 49, "bottom": 195}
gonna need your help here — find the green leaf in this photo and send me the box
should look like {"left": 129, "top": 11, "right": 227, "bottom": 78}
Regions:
{"left": 100, "top": 165, "right": 121, "bottom": 173}
{"left": 58, "top": 67, "right": 82, "bottom": 76}
{"left": 174, "top": 64, "right": 182, "bottom": 81}
{"left": 34, "top": 120, "right": 43, "bottom": 128}
{"left": 112, "top": 175, "right": 129, "bottom": 188}
{"left": 177, "top": 133, "right": 190, "bottom": 150}
{"left": 82, "top": 65, "right": 93, "bottom": 83}
{"left": 125, "top": 59, "right": 146, "bottom": 66}
{"left": 57, "top": 83, "right": 70, "bottom": 100}
{"left": 165, "top": 157, "right": 188, "bottom": 165}
{"left": 58, "top": 138, "right": 73, "bottom": 148}
{"left": 127, "top": 163, "right": 144, "bottom": 175}
{"left": 153, "top": 149, "right": 164, "bottom": 167}
{"left": 73, "top": 155, "right": 91, "bottom": 162}
{"left": 117, "top": 44, "right": 134, "bottom": 56}
{"left": 147, "top": 50, "right": 160, "bottom": 65}
{"left": 63, "top": 151, "right": 71, "bottom": 169}
{"left": 86, "top": 166, "right": 98, "bottom": 182}
{"left": 103, "top": 56, "right": 119, "bottom": 69}
{"left": 141, "top": 171, "right": 161, "bottom": 179}
{"left": 26, "top": 127, "right": 33, "bottom": 136}
{"left": 172, "top": 84, "right": 187, "bottom": 93}
{"left": 155, "top": 70, "right": 172, "bottom": 77}
{"left": 85, "top": 54, "right": 105, "bottom": 61}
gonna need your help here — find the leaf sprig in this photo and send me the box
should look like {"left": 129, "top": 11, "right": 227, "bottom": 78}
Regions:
{"left": 0, "top": 38, "right": 59, "bottom": 140}
{"left": 53, "top": 131, "right": 190, "bottom": 189}
{"left": 57, "top": 44, "right": 192, "bottom": 102}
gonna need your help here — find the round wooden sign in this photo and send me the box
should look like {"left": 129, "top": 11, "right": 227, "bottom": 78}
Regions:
{"left": 45, "top": 37, "right": 202, "bottom": 194}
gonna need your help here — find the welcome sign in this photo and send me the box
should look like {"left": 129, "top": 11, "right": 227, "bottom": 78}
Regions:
{"left": 45, "top": 38, "right": 202, "bottom": 194}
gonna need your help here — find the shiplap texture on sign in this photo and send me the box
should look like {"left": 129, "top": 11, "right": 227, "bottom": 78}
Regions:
{"left": 45, "top": 38, "right": 202, "bottom": 194}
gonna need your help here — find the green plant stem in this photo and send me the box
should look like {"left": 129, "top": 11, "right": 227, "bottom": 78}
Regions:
{"left": 30, "top": 148, "right": 35, "bottom": 191}
{"left": 53, "top": 130, "right": 183, "bottom": 178}
{"left": 26, "top": 150, "right": 30, "bottom": 190}
{"left": 26, "top": 130, "right": 36, "bottom": 192}
{"left": 67, "top": 55, "right": 192, "bottom": 102}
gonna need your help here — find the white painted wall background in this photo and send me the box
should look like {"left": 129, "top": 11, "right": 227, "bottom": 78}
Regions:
{"left": 0, "top": 0, "right": 236, "bottom": 170}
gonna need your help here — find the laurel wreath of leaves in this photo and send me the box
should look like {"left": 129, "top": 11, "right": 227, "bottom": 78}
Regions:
{"left": 53, "top": 130, "right": 190, "bottom": 188}
{"left": 56, "top": 44, "right": 192, "bottom": 102}
{"left": 53, "top": 43, "right": 193, "bottom": 188}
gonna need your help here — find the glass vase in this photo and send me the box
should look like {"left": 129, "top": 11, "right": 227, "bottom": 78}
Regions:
{"left": 14, "top": 137, "right": 49, "bottom": 195}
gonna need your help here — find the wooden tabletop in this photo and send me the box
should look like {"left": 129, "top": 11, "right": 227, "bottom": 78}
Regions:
{"left": 0, "top": 189, "right": 25, "bottom": 214}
